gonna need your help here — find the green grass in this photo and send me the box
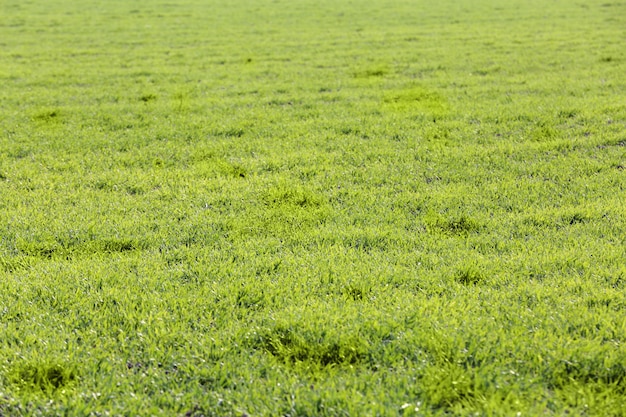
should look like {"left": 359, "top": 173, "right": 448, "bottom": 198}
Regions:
{"left": 1, "top": 0, "right": 626, "bottom": 415}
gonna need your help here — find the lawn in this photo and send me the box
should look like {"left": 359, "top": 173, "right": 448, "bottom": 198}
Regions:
{"left": 1, "top": 0, "right": 626, "bottom": 415}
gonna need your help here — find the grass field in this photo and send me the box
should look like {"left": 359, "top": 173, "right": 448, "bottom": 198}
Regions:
{"left": 1, "top": 0, "right": 626, "bottom": 415}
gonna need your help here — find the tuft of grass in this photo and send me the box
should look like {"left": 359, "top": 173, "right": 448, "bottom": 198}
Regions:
{"left": 383, "top": 85, "right": 449, "bottom": 115}
{"left": 455, "top": 264, "right": 485, "bottom": 285}
{"left": 213, "top": 127, "right": 245, "bottom": 138}
{"left": 605, "top": 268, "right": 626, "bottom": 289}
{"left": 429, "top": 214, "right": 480, "bottom": 236}
{"left": 139, "top": 93, "right": 157, "bottom": 102}
{"left": 420, "top": 363, "right": 476, "bottom": 409}
{"left": 353, "top": 65, "right": 389, "bottom": 78}
{"left": 15, "top": 240, "right": 59, "bottom": 259}
{"left": 32, "top": 109, "right": 61, "bottom": 122}
{"left": 235, "top": 285, "right": 266, "bottom": 310}
{"left": 98, "top": 238, "right": 143, "bottom": 253}
{"left": 217, "top": 161, "right": 248, "bottom": 178}
{"left": 252, "top": 323, "right": 369, "bottom": 367}
{"left": 560, "top": 211, "right": 590, "bottom": 226}
{"left": 264, "top": 183, "right": 325, "bottom": 209}
{"left": 0, "top": 255, "right": 35, "bottom": 272}
{"left": 343, "top": 282, "right": 371, "bottom": 301}
{"left": 9, "top": 361, "right": 79, "bottom": 393}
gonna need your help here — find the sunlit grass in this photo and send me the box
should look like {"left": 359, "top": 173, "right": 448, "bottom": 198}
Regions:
{"left": 1, "top": 0, "right": 625, "bottom": 415}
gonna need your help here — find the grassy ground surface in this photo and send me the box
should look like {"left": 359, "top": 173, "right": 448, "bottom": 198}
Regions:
{"left": 1, "top": 0, "right": 626, "bottom": 415}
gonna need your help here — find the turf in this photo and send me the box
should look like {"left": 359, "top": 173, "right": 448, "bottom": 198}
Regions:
{"left": 1, "top": 0, "right": 626, "bottom": 415}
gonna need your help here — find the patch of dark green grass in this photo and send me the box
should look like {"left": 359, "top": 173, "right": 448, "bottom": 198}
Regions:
{"left": 455, "top": 264, "right": 485, "bottom": 285}
{"left": 253, "top": 324, "right": 369, "bottom": 367}
{"left": 219, "top": 161, "right": 248, "bottom": 178}
{"left": 174, "top": 269, "right": 201, "bottom": 285}
{"left": 557, "top": 109, "right": 578, "bottom": 120}
{"left": 5, "top": 146, "right": 32, "bottom": 159}
{"left": 343, "top": 282, "right": 371, "bottom": 301}
{"left": 560, "top": 211, "right": 589, "bottom": 226}
{"left": 605, "top": 268, "right": 626, "bottom": 289}
{"left": 344, "top": 232, "right": 391, "bottom": 252}
{"left": 235, "top": 285, "right": 266, "bottom": 310}
{"left": 353, "top": 66, "right": 388, "bottom": 78}
{"left": 139, "top": 93, "right": 157, "bottom": 102}
{"left": 98, "top": 238, "right": 143, "bottom": 253}
{"left": 338, "top": 126, "right": 363, "bottom": 136}
{"left": 32, "top": 109, "right": 61, "bottom": 122}
{"left": 16, "top": 240, "right": 59, "bottom": 259}
{"left": 9, "top": 361, "right": 78, "bottom": 393}
{"left": 429, "top": 215, "right": 480, "bottom": 235}
{"left": 213, "top": 127, "right": 245, "bottom": 138}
